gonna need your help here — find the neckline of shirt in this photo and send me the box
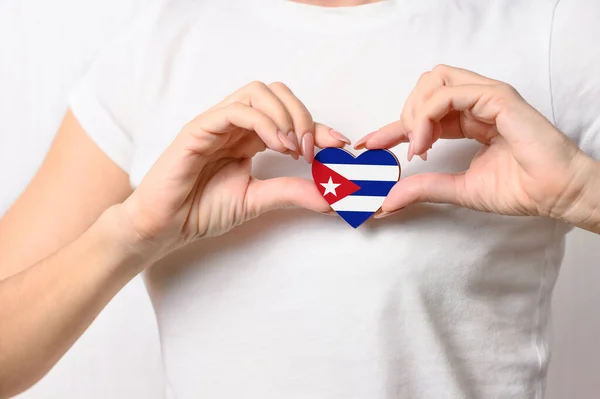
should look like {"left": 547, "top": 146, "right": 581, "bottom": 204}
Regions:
{"left": 237, "top": 0, "right": 409, "bottom": 35}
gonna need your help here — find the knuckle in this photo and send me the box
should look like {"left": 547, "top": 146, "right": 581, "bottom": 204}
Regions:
{"left": 246, "top": 80, "right": 268, "bottom": 92}
{"left": 431, "top": 63, "right": 451, "bottom": 75}
{"left": 417, "top": 71, "right": 432, "bottom": 84}
{"left": 181, "top": 122, "right": 194, "bottom": 136}
{"left": 400, "top": 105, "right": 412, "bottom": 122}
{"left": 493, "top": 82, "right": 521, "bottom": 103}
{"left": 267, "top": 81, "right": 289, "bottom": 91}
{"left": 499, "top": 82, "right": 519, "bottom": 97}
{"left": 488, "top": 83, "right": 524, "bottom": 116}
{"left": 181, "top": 117, "right": 202, "bottom": 134}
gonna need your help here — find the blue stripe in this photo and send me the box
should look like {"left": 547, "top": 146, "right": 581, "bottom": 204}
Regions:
{"left": 351, "top": 180, "right": 396, "bottom": 196}
{"left": 335, "top": 211, "right": 374, "bottom": 228}
{"left": 315, "top": 148, "right": 398, "bottom": 166}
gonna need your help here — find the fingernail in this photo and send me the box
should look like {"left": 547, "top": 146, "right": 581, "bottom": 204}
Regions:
{"left": 373, "top": 208, "right": 403, "bottom": 219}
{"left": 329, "top": 130, "right": 351, "bottom": 145}
{"left": 321, "top": 209, "right": 337, "bottom": 216}
{"left": 302, "top": 133, "right": 315, "bottom": 163}
{"left": 407, "top": 140, "right": 415, "bottom": 162}
{"left": 287, "top": 131, "right": 299, "bottom": 152}
{"left": 278, "top": 131, "right": 297, "bottom": 152}
{"left": 419, "top": 151, "right": 428, "bottom": 161}
{"left": 354, "top": 130, "right": 377, "bottom": 150}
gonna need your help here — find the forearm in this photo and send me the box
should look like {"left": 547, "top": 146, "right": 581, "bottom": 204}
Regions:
{"left": 0, "top": 205, "right": 151, "bottom": 399}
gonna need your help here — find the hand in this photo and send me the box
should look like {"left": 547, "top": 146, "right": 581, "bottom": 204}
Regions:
{"left": 356, "top": 65, "right": 597, "bottom": 223}
{"left": 118, "top": 81, "right": 349, "bottom": 256}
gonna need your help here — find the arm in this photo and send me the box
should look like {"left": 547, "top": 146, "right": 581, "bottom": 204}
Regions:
{"left": 0, "top": 81, "right": 342, "bottom": 397}
{"left": 0, "top": 111, "right": 141, "bottom": 398}
{"left": 548, "top": 0, "right": 600, "bottom": 234}
{"left": 0, "top": 206, "right": 146, "bottom": 399}
{"left": 0, "top": 5, "right": 166, "bottom": 392}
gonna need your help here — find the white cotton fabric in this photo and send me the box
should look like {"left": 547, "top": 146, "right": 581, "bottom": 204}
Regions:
{"left": 68, "top": 0, "right": 600, "bottom": 398}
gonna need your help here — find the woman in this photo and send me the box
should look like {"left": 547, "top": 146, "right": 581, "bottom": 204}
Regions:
{"left": 1, "top": 0, "right": 599, "bottom": 398}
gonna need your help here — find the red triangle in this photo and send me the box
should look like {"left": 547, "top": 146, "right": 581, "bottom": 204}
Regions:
{"left": 312, "top": 160, "right": 361, "bottom": 205}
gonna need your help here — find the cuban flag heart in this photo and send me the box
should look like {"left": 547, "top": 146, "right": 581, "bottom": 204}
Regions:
{"left": 312, "top": 148, "right": 401, "bottom": 228}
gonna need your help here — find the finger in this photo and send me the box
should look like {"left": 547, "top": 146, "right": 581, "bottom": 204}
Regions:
{"left": 357, "top": 120, "right": 410, "bottom": 150}
{"left": 416, "top": 82, "right": 563, "bottom": 155}
{"left": 403, "top": 70, "right": 433, "bottom": 136}
{"left": 224, "top": 81, "right": 299, "bottom": 152}
{"left": 228, "top": 123, "right": 346, "bottom": 162}
{"left": 187, "top": 102, "right": 287, "bottom": 155}
{"left": 226, "top": 133, "right": 267, "bottom": 159}
{"left": 355, "top": 77, "right": 421, "bottom": 151}
{"left": 313, "top": 123, "right": 350, "bottom": 149}
{"left": 412, "top": 84, "right": 506, "bottom": 157}
{"left": 410, "top": 66, "right": 496, "bottom": 125}
{"left": 266, "top": 83, "right": 351, "bottom": 163}
{"left": 376, "top": 172, "right": 465, "bottom": 216}
{"left": 355, "top": 115, "right": 448, "bottom": 162}
{"left": 359, "top": 65, "right": 498, "bottom": 155}
{"left": 246, "top": 176, "right": 333, "bottom": 215}
{"left": 408, "top": 66, "right": 494, "bottom": 143}
{"left": 267, "top": 82, "right": 313, "bottom": 161}
{"left": 420, "top": 64, "right": 497, "bottom": 90}
{"left": 407, "top": 65, "right": 503, "bottom": 153}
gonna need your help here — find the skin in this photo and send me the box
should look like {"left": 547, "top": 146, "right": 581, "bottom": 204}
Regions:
{"left": 0, "top": 1, "right": 599, "bottom": 396}
{"left": 357, "top": 65, "right": 600, "bottom": 234}
{"left": 0, "top": 81, "right": 347, "bottom": 398}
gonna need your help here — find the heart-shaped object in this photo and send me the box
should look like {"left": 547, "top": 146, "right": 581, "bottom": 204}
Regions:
{"left": 312, "top": 148, "right": 401, "bottom": 228}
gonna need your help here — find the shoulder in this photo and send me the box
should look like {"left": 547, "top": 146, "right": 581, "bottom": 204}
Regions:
{"left": 67, "top": 0, "right": 223, "bottom": 173}
{"left": 550, "top": 0, "right": 600, "bottom": 159}
{"left": 551, "top": 0, "right": 600, "bottom": 81}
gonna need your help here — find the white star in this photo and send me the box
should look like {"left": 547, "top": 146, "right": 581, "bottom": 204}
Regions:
{"left": 320, "top": 176, "right": 341, "bottom": 196}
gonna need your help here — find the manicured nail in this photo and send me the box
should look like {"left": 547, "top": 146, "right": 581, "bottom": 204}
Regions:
{"left": 278, "top": 131, "right": 297, "bottom": 152}
{"left": 302, "top": 133, "right": 315, "bottom": 163}
{"left": 373, "top": 209, "right": 403, "bottom": 219}
{"left": 354, "top": 130, "right": 377, "bottom": 150}
{"left": 329, "top": 130, "right": 351, "bottom": 145}
{"left": 407, "top": 140, "right": 415, "bottom": 162}
{"left": 287, "top": 131, "right": 299, "bottom": 152}
{"left": 419, "top": 151, "right": 428, "bottom": 161}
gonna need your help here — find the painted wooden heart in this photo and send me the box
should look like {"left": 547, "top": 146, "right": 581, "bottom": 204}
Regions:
{"left": 312, "top": 148, "right": 401, "bottom": 228}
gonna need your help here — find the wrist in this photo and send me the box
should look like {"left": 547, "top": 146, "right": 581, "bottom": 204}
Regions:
{"left": 93, "top": 205, "right": 164, "bottom": 277}
{"left": 556, "top": 154, "right": 600, "bottom": 234}
{"left": 580, "top": 159, "right": 600, "bottom": 233}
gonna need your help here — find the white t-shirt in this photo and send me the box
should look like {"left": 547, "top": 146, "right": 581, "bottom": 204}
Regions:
{"left": 68, "top": 0, "right": 600, "bottom": 398}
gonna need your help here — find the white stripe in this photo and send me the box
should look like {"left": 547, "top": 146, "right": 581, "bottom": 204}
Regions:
{"left": 323, "top": 163, "right": 399, "bottom": 181}
{"left": 330, "top": 196, "right": 385, "bottom": 212}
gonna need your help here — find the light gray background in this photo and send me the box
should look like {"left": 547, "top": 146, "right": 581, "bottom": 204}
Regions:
{"left": 1, "top": 1, "right": 598, "bottom": 398}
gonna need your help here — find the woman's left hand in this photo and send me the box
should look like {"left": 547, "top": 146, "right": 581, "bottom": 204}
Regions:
{"left": 355, "top": 65, "right": 599, "bottom": 225}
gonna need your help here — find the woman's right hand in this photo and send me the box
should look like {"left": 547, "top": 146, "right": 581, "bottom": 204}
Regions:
{"left": 119, "top": 81, "right": 349, "bottom": 258}
{"left": 4, "top": 80, "right": 353, "bottom": 396}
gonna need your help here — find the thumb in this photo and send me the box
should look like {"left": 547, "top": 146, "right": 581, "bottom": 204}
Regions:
{"left": 378, "top": 172, "right": 464, "bottom": 215}
{"left": 246, "top": 177, "right": 333, "bottom": 216}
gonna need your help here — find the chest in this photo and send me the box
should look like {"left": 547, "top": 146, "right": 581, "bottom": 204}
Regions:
{"left": 129, "top": 1, "right": 555, "bottom": 186}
